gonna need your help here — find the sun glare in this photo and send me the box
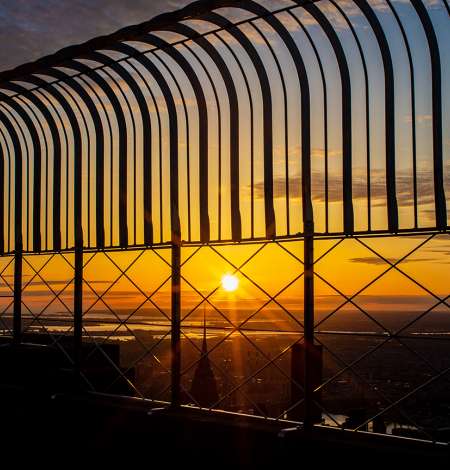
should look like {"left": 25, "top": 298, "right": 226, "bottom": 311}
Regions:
{"left": 221, "top": 274, "right": 239, "bottom": 292}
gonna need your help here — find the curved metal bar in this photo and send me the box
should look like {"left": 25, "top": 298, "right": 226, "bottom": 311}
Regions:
{"left": 301, "top": 1, "right": 353, "bottom": 234}
{"left": 444, "top": 0, "right": 450, "bottom": 15}
{"left": 175, "top": 39, "right": 222, "bottom": 240}
{"left": 24, "top": 75, "right": 83, "bottom": 248}
{"left": 116, "top": 55, "right": 163, "bottom": 243}
{"left": 385, "top": 0, "right": 418, "bottom": 228}
{"left": 204, "top": 30, "right": 252, "bottom": 238}
{"left": 117, "top": 37, "right": 211, "bottom": 243}
{"left": 16, "top": 95, "right": 50, "bottom": 249}
{"left": 0, "top": 129, "right": 6, "bottom": 253}
{"left": 56, "top": 80, "right": 93, "bottom": 246}
{"left": 35, "top": 69, "right": 94, "bottom": 249}
{"left": 200, "top": 1, "right": 312, "bottom": 238}
{"left": 0, "top": 0, "right": 322, "bottom": 86}
{"left": 72, "top": 72, "right": 115, "bottom": 247}
{"left": 0, "top": 0, "right": 446, "bottom": 248}
{"left": 0, "top": 108, "right": 23, "bottom": 250}
{"left": 0, "top": 92, "right": 42, "bottom": 250}
{"left": 354, "top": 0, "right": 398, "bottom": 233}
{"left": 47, "top": 66, "right": 108, "bottom": 248}
{"left": 0, "top": 126, "right": 14, "bottom": 253}
{"left": 136, "top": 34, "right": 211, "bottom": 243}
{"left": 163, "top": 22, "right": 242, "bottom": 241}
{"left": 99, "top": 48, "right": 181, "bottom": 242}
{"left": 0, "top": 103, "right": 31, "bottom": 251}
{"left": 89, "top": 52, "right": 142, "bottom": 246}
{"left": 45, "top": 67, "right": 106, "bottom": 248}
{"left": 111, "top": 43, "right": 184, "bottom": 244}
{"left": 245, "top": 1, "right": 312, "bottom": 234}
{"left": 65, "top": 59, "right": 129, "bottom": 247}
{"left": 31, "top": 86, "right": 71, "bottom": 249}
{"left": 146, "top": 49, "right": 196, "bottom": 243}
{"left": 286, "top": 9, "right": 329, "bottom": 232}
{"left": 410, "top": 0, "right": 447, "bottom": 229}
{"left": 4, "top": 82, "right": 64, "bottom": 250}
{"left": 328, "top": 1, "right": 371, "bottom": 231}
{"left": 202, "top": 11, "right": 275, "bottom": 239}
{"left": 249, "top": 20, "right": 291, "bottom": 234}
{"left": 87, "top": 51, "right": 153, "bottom": 245}
{"left": 0, "top": 110, "right": 23, "bottom": 340}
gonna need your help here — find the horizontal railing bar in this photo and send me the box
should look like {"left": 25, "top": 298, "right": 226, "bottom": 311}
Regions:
{"left": 0, "top": 228, "right": 446, "bottom": 257}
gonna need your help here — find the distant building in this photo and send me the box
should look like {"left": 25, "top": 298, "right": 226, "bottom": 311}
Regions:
{"left": 190, "top": 314, "right": 219, "bottom": 408}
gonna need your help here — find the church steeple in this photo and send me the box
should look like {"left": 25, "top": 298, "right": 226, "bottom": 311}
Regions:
{"left": 190, "top": 305, "right": 219, "bottom": 407}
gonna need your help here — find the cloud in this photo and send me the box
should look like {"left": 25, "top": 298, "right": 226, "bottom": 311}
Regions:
{"left": 404, "top": 114, "right": 432, "bottom": 124}
{"left": 0, "top": 0, "right": 190, "bottom": 72}
{"left": 349, "top": 256, "right": 442, "bottom": 265}
{"left": 251, "top": 162, "right": 449, "bottom": 209}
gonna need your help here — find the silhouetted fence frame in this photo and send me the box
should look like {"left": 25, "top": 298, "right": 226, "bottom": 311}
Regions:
{"left": 0, "top": 0, "right": 448, "bottom": 438}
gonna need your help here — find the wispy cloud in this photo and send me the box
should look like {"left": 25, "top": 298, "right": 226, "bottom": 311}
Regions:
{"left": 349, "top": 256, "right": 442, "bottom": 265}
{"left": 251, "top": 162, "right": 448, "bottom": 209}
{"left": 0, "top": 0, "right": 190, "bottom": 72}
{"left": 404, "top": 114, "right": 432, "bottom": 124}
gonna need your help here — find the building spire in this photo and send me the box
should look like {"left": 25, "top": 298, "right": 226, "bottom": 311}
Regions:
{"left": 190, "top": 303, "right": 219, "bottom": 407}
{"left": 202, "top": 303, "right": 207, "bottom": 354}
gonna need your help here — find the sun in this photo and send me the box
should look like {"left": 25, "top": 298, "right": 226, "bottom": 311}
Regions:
{"left": 221, "top": 274, "right": 239, "bottom": 292}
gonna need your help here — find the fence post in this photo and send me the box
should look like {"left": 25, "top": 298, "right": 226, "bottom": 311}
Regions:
{"left": 171, "top": 242, "right": 181, "bottom": 406}
{"left": 13, "top": 234, "right": 22, "bottom": 344}
{"left": 303, "top": 221, "right": 315, "bottom": 430}
{"left": 74, "top": 233, "right": 83, "bottom": 380}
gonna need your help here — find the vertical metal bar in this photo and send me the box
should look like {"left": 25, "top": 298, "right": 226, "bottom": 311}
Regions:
{"left": 106, "top": 55, "right": 156, "bottom": 246}
{"left": 63, "top": 60, "right": 129, "bottom": 247}
{"left": 0, "top": 108, "right": 23, "bottom": 342}
{"left": 411, "top": 0, "right": 446, "bottom": 229}
{"left": 245, "top": 4, "right": 311, "bottom": 240}
{"left": 303, "top": 221, "right": 314, "bottom": 431}
{"left": 58, "top": 72, "right": 106, "bottom": 249}
{"left": 139, "top": 35, "right": 209, "bottom": 244}
{"left": 177, "top": 40, "right": 220, "bottom": 240}
{"left": 1, "top": 97, "right": 42, "bottom": 251}
{"left": 13, "top": 235, "right": 22, "bottom": 343}
{"left": 385, "top": 0, "right": 418, "bottom": 229}
{"left": 32, "top": 88, "right": 63, "bottom": 251}
{"left": 74, "top": 235, "right": 83, "bottom": 376}
{"left": 303, "top": 2, "right": 354, "bottom": 234}
{"left": 0, "top": 135, "right": 4, "bottom": 255}
{"left": 96, "top": 50, "right": 156, "bottom": 247}
{"left": 249, "top": 21, "right": 290, "bottom": 234}
{"left": 355, "top": 0, "right": 398, "bottom": 233}
{"left": 171, "top": 242, "right": 181, "bottom": 406}
{"left": 104, "top": 49, "right": 179, "bottom": 249}
{"left": 70, "top": 65, "right": 84, "bottom": 378}
{"left": 328, "top": 1, "right": 371, "bottom": 232}
{"left": 0, "top": 128, "right": 11, "bottom": 253}
{"left": 209, "top": 27, "right": 256, "bottom": 240}
{"left": 135, "top": 33, "right": 209, "bottom": 243}
{"left": 288, "top": 10, "right": 330, "bottom": 233}
{"left": 166, "top": 22, "right": 242, "bottom": 241}
{"left": 25, "top": 75, "right": 83, "bottom": 250}
{"left": 204, "top": 12, "right": 275, "bottom": 242}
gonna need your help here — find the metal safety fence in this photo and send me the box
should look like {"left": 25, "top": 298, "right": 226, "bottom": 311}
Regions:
{"left": 0, "top": 0, "right": 449, "bottom": 444}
